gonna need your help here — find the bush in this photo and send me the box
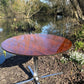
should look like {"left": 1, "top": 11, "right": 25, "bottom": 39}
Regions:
{"left": 74, "top": 25, "right": 84, "bottom": 50}
{"left": 69, "top": 51, "right": 84, "bottom": 65}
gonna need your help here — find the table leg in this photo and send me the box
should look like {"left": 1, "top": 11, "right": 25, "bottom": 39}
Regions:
{"left": 33, "top": 57, "right": 40, "bottom": 84}
{"left": 15, "top": 78, "right": 34, "bottom": 84}
{"left": 16, "top": 57, "right": 63, "bottom": 84}
{"left": 41, "top": 72, "right": 63, "bottom": 78}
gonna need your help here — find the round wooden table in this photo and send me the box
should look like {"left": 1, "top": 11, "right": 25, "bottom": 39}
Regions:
{"left": 1, "top": 34, "right": 72, "bottom": 84}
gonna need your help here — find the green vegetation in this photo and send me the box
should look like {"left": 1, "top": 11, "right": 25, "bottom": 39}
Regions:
{"left": 11, "top": 18, "right": 41, "bottom": 33}
{"left": 0, "top": 0, "right": 84, "bottom": 23}
{"left": 60, "top": 25, "right": 84, "bottom": 67}
{"left": 69, "top": 51, "right": 84, "bottom": 65}
{"left": 60, "top": 57, "right": 68, "bottom": 63}
{"left": 74, "top": 25, "right": 84, "bottom": 51}
{"left": 60, "top": 51, "right": 84, "bottom": 66}
{"left": 0, "top": 0, "right": 41, "bottom": 18}
{"left": 75, "top": 41, "right": 84, "bottom": 50}
{"left": 0, "top": 0, "right": 73, "bottom": 18}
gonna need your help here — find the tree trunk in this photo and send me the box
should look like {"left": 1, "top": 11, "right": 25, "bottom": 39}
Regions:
{"left": 70, "top": 0, "right": 84, "bottom": 23}
{"left": 77, "top": 0, "right": 84, "bottom": 15}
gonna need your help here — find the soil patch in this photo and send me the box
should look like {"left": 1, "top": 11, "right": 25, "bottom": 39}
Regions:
{"left": 0, "top": 53, "right": 84, "bottom": 84}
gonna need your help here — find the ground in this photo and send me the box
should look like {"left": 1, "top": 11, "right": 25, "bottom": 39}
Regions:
{"left": 0, "top": 49, "right": 84, "bottom": 84}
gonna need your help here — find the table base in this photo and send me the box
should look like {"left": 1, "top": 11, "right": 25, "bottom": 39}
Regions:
{"left": 16, "top": 57, "right": 63, "bottom": 84}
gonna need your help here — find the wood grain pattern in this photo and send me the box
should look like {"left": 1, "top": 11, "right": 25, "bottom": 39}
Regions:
{"left": 1, "top": 34, "right": 72, "bottom": 56}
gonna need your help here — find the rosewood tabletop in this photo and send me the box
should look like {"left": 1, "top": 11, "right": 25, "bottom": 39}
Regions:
{"left": 1, "top": 34, "right": 72, "bottom": 56}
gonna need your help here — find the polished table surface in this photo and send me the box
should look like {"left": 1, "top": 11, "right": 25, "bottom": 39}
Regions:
{"left": 1, "top": 34, "right": 72, "bottom": 56}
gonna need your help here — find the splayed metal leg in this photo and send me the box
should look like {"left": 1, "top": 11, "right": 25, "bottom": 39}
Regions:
{"left": 16, "top": 56, "right": 63, "bottom": 84}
